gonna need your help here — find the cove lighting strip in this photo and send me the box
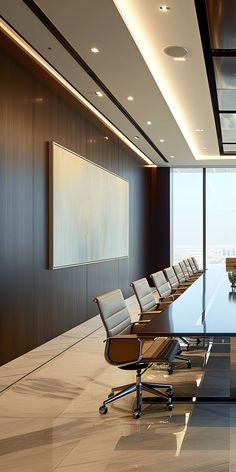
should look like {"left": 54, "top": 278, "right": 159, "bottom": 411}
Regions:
{"left": 0, "top": 18, "right": 155, "bottom": 166}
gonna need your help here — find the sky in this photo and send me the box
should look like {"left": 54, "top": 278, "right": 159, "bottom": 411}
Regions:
{"left": 172, "top": 168, "right": 236, "bottom": 248}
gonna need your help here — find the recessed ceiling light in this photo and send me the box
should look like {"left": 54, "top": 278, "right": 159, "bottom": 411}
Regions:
{"left": 47, "top": 46, "right": 52, "bottom": 50}
{"left": 134, "top": 136, "right": 139, "bottom": 139}
{"left": 127, "top": 96, "right": 134, "bottom": 101}
{"left": 196, "top": 128, "right": 204, "bottom": 132}
{"left": 159, "top": 5, "right": 170, "bottom": 11}
{"left": 91, "top": 47, "right": 99, "bottom": 53}
{"left": 95, "top": 91, "right": 103, "bottom": 97}
{"left": 104, "top": 136, "right": 109, "bottom": 140}
{"left": 160, "top": 139, "right": 165, "bottom": 142}
{"left": 147, "top": 121, "right": 152, "bottom": 125}
{"left": 170, "top": 155, "right": 174, "bottom": 158}
{"left": 203, "top": 146, "right": 208, "bottom": 150}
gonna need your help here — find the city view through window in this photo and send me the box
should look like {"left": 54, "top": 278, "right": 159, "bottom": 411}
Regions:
{"left": 206, "top": 169, "right": 236, "bottom": 266}
{"left": 172, "top": 168, "right": 236, "bottom": 267}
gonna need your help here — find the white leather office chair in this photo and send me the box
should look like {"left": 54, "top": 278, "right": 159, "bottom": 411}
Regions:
{"left": 130, "top": 278, "right": 192, "bottom": 369}
{"left": 94, "top": 288, "right": 179, "bottom": 418}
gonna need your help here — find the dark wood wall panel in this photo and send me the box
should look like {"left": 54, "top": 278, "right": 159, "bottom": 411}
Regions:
{"left": 145, "top": 167, "right": 171, "bottom": 279}
{"left": 0, "top": 34, "right": 160, "bottom": 365}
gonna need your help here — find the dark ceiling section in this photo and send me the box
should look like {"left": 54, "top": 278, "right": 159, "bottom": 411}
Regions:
{"left": 198, "top": 0, "right": 236, "bottom": 155}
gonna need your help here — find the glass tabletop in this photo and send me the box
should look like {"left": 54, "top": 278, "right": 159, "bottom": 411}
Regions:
{"left": 140, "top": 266, "right": 236, "bottom": 337}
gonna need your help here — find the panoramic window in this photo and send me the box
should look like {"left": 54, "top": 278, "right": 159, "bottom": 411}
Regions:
{"left": 206, "top": 169, "right": 236, "bottom": 266}
{"left": 171, "top": 169, "right": 203, "bottom": 267}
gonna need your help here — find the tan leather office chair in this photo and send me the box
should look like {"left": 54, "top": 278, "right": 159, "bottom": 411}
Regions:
{"left": 130, "top": 278, "right": 192, "bottom": 369}
{"left": 94, "top": 289, "right": 180, "bottom": 418}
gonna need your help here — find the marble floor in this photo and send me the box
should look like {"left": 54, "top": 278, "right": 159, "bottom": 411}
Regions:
{"left": 0, "top": 294, "right": 235, "bottom": 472}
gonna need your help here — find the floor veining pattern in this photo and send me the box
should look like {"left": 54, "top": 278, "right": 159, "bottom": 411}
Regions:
{"left": 0, "top": 294, "right": 234, "bottom": 471}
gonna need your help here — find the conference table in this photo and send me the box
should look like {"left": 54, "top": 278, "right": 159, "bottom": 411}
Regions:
{"left": 140, "top": 265, "right": 236, "bottom": 402}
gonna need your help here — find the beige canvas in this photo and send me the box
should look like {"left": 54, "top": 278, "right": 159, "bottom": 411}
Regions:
{"left": 49, "top": 142, "right": 129, "bottom": 268}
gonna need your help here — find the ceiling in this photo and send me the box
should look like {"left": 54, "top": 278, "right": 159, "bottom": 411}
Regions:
{"left": 1, "top": 0, "right": 236, "bottom": 167}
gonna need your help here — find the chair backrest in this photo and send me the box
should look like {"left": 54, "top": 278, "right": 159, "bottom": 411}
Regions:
{"left": 94, "top": 289, "right": 132, "bottom": 338}
{"left": 179, "top": 261, "right": 190, "bottom": 280}
{"left": 188, "top": 257, "right": 198, "bottom": 274}
{"left": 164, "top": 267, "right": 179, "bottom": 289}
{"left": 184, "top": 259, "right": 194, "bottom": 276}
{"left": 150, "top": 270, "right": 172, "bottom": 298}
{"left": 191, "top": 256, "right": 200, "bottom": 271}
{"left": 130, "top": 278, "right": 158, "bottom": 312}
{"left": 173, "top": 264, "right": 186, "bottom": 283}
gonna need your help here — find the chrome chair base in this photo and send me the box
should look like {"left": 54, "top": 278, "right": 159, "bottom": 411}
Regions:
{"left": 99, "top": 368, "right": 173, "bottom": 419}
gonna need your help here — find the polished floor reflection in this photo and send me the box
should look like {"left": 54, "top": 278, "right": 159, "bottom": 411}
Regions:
{"left": 0, "top": 295, "right": 235, "bottom": 471}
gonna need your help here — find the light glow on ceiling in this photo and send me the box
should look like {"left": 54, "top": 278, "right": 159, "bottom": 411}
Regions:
{"left": 173, "top": 57, "right": 186, "bottom": 62}
{"left": 91, "top": 47, "right": 99, "bottom": 53}
{"left": 127, "top": 95, "right": 134, "bottom": 101}
{"left": 0, "top": 18, "right": 155, "bottom": 166}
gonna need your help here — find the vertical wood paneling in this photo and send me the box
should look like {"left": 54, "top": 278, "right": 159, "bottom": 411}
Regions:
{"left": 0, "top": 35, "right": 155, "bottom": 365}
{"left": 146, "top": 167, "right": 170, "bottom": 278}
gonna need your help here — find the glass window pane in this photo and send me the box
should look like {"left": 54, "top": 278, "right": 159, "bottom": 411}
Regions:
{"left": 220, "top": 113, "right": 236, "bottom": 143}
{"left": 223, "top": 144, "right": 236, "bottom": 153}
{"left": 172, "top": 169, "right": 203, "bottom": 268}
{"left": 206, "top": 169, "right": 236, "bottom": 266}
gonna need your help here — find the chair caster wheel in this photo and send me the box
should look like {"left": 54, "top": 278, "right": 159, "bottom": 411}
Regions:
{"left": 133, "top": 410, "right": 141, "bottom": 419}
{"left": 167, "top": 388, "right": 173, "bottom": 397}
{"left": 187, "top": 361, "right": 192, "bottom": 369}
{"left": 168, "top": 367, "right": 173, "bottom": 375}
{"left": 168, "top": 403, "right": 174, "bottom": 411}
{"left": 99, "top": 405, "right": 108, "bottom": 415}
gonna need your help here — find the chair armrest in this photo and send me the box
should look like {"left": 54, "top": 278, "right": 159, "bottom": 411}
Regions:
{"left": 173, "top": 287, "right": 185, "bottom": 292}
{"left": 105, "top": 335, "right": 142, "bottom": 366}
{"left": 131, "top": 320, "right": 150, "bottom": 333}
{"left": 139, "top": 311, "right": 161, "bottom": 321}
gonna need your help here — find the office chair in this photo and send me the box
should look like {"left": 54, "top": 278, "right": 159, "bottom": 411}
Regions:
{"left": 173, "top": 264, "right": 193, "bottom": 286}
{"left": 94, "top": 289, "right": 180, "bottom": 418}
{"left": 188, "top": 258, "right": 202, "bottom": 276}
{"left": 150, "top": 270, "right": 181, "bottom": 301}
{"left": 164, "top": 268, "right": 202, "bottom": 348}
{"left": 164, "top": 266, "right": 191, "bottom": 291}
{"left": 179, "top": 261, "right": 197, "bottom": 282}
{"left": 191, "top": 257, "right": 205, "bottom": 273}
{"left": 149, "top": 270, "right": 191, "bottom": 350}
{"left": 130, "top": 278, "right": 192, "bottom": 366}
{"left": 183, "top": 259, "right": 200, "bottom": 279}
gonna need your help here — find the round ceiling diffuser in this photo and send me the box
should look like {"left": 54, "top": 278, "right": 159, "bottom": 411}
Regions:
{"left": 163, "top": 46, "right": 189, "bottom": 58}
